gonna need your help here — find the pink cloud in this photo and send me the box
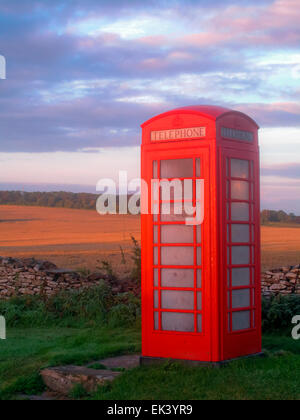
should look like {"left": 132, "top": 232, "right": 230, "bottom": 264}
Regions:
{"left": 137, "top": 35, "right": 166, "bottom": 46}
{"left": 179, "top": 0, "right": 300, "bottom": 49}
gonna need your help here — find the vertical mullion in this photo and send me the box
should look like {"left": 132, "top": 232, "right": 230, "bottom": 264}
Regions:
{"left": 193, "top": 158, "right": 198, "bottom": 332}
{"left": 228, "top": 158, "right": 233, "bottom": 333}
{"left": 158, "top": 160, "right": 162, "bottom": 331}
{"left": 250, "top": 161, "right": 254, "bottom": 328}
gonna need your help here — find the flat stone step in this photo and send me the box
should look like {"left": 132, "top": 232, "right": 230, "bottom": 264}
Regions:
{"left": 41, "top": 366, "right": 121, "bottom": 396}
{"left": 98, "top": 354, "right": 141, "bottom": 370}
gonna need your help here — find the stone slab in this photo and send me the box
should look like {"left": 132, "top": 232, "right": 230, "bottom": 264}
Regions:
{"left": 41, "top": 365, "right": 121, "bottom": 396}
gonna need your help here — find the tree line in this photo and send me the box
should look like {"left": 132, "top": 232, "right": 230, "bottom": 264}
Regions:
{"left": 260, "top": 209, "right": 300, "bottom": 224}
{"left": 0, "top": 191, "right": 299, "bottom": 223}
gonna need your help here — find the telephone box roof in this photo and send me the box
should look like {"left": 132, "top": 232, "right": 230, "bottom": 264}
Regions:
{"left": 141, "top": 105, "right": 259, "bottom": 129}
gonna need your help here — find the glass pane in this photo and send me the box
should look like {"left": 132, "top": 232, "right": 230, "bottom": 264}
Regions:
{"left": 232, "top": 289, "right": 250, "bottom": 309}
{"left": 161, "top": 290, "right": 194, "bottom": 310}
{"left": 231, "top": 180, "right": 249, "bottom": 200}
{"left": 231, "top": 224, "right": 250, "bottom": 243}
{"left": 154, "top": 269, "right": 159, "bottom": 287}
{"left": 197, "top": 226, "right": 202, "bottom": 243}
{"left": 154, "top": 291, "right": 159, "bottom": 309}
{"left": 160, "top": 203, "right": 194, "bottom": 222}
{"left": 197, "top": 270, "right": 202, "bottom": 288}
{"left": 232, "top": 311, "right": 251, "bottom": 331}
{"left": 153, "top": 226, "right": 158, "bottom": 243}
{"left": 154, "top": 247, "right": 158, "bottom": 265}
{"left": 160, "top": 179, "right": 184, "bottom": 201}
{"left": 231, "top": 268, "right": 250, "bottom": 287}
{"left": 161, "top": 269, "right": 194, "bottom": 288}
{"left": 161, "top": 225, "right": 194, "bottom": 244}
{"left": 160, "top": 159, "right": 193, "bottom": 179}
{"left": 197, "top": 315, "right": 202, "bottom": 333}
{"left": 231, "top": 246, "right": 250, "bottom": 265}
{"left": 154, "top": 312, "right": 159, "bottom": 330}
{"left": 197, "top": 247, "right": 202, "bottom": 265}
{"left": 226, "top": 181, "right": 230, "bottom": 199}
{"left": 153, "top": 161, "right": 158, "bottom": 178}
{"left": 231, "top": 159, "right": 249, "bottom": 179}
{"left": 161, "top": 246, "right": 194, "bottom": 266}
{"left": 231, "top": 203, "right": 249, "bottom": 221}
{"left": 196, "top": 159, "right": 201, "bottom": 177}
{"left": 162, "top": 312, "right": 194, "bottom": 332}
{"left": 197, "top": 292, "right": 202, "bottom": 310}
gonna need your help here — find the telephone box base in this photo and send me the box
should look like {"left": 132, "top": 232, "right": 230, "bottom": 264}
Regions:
{"left": 140, "top": 353, "right": 265, "bottom": 368}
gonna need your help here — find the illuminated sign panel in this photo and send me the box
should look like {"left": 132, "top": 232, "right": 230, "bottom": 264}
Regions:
{"left": 221, "top": 127, "right": 254, "bottom": 142}
{"left": 151, "top": 127, "right": 206, "bottom": 142}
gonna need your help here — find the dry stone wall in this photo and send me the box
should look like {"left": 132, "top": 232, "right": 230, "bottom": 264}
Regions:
{"left": 261, "top": 264, "right": 300, "bottom": 297}
{"left": 1, "top": 256, "right": 300, "bottom": 300}
{"left": 0, "top": 257, "right": 103, "bottom": 299}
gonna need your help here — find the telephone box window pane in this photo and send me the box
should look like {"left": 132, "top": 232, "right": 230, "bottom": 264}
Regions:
{"left": 160, "top": 180, "right": 186, "bottom": 201}
{"left": 161, "top": 269, "right": 194, "bottom": 288}
{"left": 226, "top": 181, "right": 230, "bottom": 199}
{"left": 197, "top": 292, "right": 202, "bottom": 310}
{"left": 153, "top": 161, "right": 158, "bottom": 179}
{"left": 160, "top": 159, "right": 193, "bottom": 179}
{"left": 160, "top": 203, "right": 193, "bottom": 222}
{"left": 232, "top": 268, "right": 250, "bottom": 287}
{"left": 197, "top": 270, "right": 202, "bottom": 288}
{"left": 232, "top": 311, "right": 251, "bottom": 331}
{"left": 153, "top": 226, "right": 158, "bottom": 244}
{"left": 154, "top": 269, "right": 159, "bottom": 287}
{"left": 231, "top": 180, "right": 249, "bottom": 201}
{"left": 231, "top": 159, "right": 249, "bottom": 179}
{"left": 197, "top": 247, "right": 202, "bottom": 265}
{"left": 154, "top": 291, "right": 159, "bottom": 309}
{"left": 196, "top": 159, "right": 201, "bottom": 177}
{"left": 161, "top": 246, "right": 194, "bottom": 266}
{"left": 197, "top": 315, "right": 202, "bottom": 333}
{"left": 154, "top": 247, "right": 158, "bottom": 266}
{"left": 231, "top": 224, "right": 250, "bottom": 243}
{"left": 162, "top": 312, "right": 194, "bottom": 332}
{"left": 232, "top": 289, "right": 250, "bottom": 309}
{"left": 154, "top": 312, "right": 159, "bottom": 330}
{"left": 161, "top": 225, "right": 194, "bottom": 244}
{"left": 161, "top": 290, "right": 194, "bottom": 310}
{"left": 232, "top": 246, "right": 250, "bottom": 265}
{"left": 197, "top": 226, "right": 202, "bottom": 243}
{"left": 231, "top": 203, "right": 250, "bottom": 221}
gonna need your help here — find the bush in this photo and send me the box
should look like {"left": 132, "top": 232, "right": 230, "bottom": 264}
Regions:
{"left": 0, "top": 282, "right": 141, "bottom": 329}
{"left": 262, "top": 295, "right": 300, "bottom": 333}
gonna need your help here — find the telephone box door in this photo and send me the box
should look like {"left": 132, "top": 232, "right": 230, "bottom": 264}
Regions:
{"left": 142, "top": 147, "right": 212, "bottom": 361}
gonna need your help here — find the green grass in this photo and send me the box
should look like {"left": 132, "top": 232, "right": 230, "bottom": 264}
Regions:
{"left": 0, "top": 326, "right": 140, "bottom": 399}
{"left": 0, "top": 327, "right": 300, "bottom": 400}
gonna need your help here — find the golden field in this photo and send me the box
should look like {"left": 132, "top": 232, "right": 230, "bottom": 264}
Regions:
{"left": 0, "top": 205, "right": 299, "bottom": 273}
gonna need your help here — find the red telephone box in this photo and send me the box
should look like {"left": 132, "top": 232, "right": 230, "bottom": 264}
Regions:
{"left": 140, "top": 105, "right": 261, "bottom": 364}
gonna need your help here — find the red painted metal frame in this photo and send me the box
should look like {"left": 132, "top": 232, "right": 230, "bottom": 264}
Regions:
{"left": 141, "top": 106, "right": 261, "bottom": 363}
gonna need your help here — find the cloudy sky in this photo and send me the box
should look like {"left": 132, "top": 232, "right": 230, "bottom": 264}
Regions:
{"left": 0, "top": 0, "right": 299, "bottom": 211}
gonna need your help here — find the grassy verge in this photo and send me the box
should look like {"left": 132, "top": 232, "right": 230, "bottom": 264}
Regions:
{"left": 1, "top": 288, "right": 300, "bottom": 400}
{"left": 0, "top": 328, "right": 300, "bottom": 400}
{"left": 0, "top": 326, "right": 141, "bottom": 399}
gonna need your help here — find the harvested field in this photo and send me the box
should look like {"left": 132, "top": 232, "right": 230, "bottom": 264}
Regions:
{"left": 1, "top": 206, "right": 300, "bottom": 273}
